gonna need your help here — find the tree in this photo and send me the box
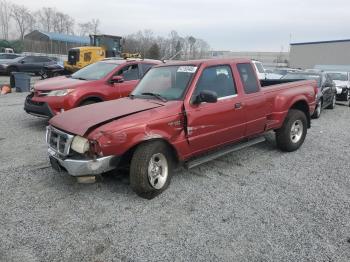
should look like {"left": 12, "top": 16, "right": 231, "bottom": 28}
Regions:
{"left": 11, "top": 4, "right": 32, "bottom": 40}
{"left": 0, "top": 0, "right": 12, "bottom": 40}
{"left": 37, "top": 7, "right": 56, "bottom": 32}
{"left": 188, "top": 36, "right": 196, "bottom": 59}
{"left": 78, "top": 22, "right": 90, "bottom": 37}
{"left": 90, "top": 18, "right": 100, "bottom": 35}
{"left": 78, "top": 19, "right": 100, "bottom": 36}
{"left": 174, "top": 40, "right": 182, "bottom": 60}
{"left": 148, "top": 43, "right": 160, "bottom": 59}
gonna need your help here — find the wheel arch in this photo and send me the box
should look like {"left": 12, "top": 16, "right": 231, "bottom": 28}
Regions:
{"left": 290, "top": 100, "right": 311, "bottom": 128}
{"left": 77, "top": 96, "right": 104, "bottom": 106}
{"left": 118, "top": 138, "right": 180, "bottom": 168}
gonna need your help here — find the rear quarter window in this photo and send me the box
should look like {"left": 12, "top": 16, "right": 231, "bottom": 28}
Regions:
{"left": 237, "top": 63, "right": 260, "bottom": 94}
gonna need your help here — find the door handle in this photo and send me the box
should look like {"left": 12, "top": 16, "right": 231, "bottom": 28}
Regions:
{"left": 234, "top": 102, "right": 242, "bottom": 109}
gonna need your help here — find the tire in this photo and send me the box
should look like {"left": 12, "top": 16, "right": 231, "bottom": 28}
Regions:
{"left": 312, "top": 100, "right": 322, "bottom": 119}
{"left": 276, "top": 109, "right": 307, "bottom": 152}
{"left": 52, "top": 72, "right": 61, "bottom": 77}
{"left": 130, "top": 141, "right": 174, "bottom": 199}
{"left": 7, "top": 66, "right": 18, "bottom": 75}
{"left": 327, "top": 95, "right": 336, "bottom": 109}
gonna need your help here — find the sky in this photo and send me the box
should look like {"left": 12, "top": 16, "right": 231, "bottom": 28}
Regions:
{"left": 9, "top": 0, "right": 350, "bottom": 52}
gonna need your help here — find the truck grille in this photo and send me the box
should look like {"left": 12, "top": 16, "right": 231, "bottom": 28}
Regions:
{"left": 46, "top": 126, "right": 74, "bottom": 156}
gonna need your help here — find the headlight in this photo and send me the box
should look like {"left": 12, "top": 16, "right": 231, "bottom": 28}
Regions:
{"left": 47, "top": 89, "right": 74, "bottom": 96}
{"left": 71, "top": 136, "right": 90, "bottom": 154}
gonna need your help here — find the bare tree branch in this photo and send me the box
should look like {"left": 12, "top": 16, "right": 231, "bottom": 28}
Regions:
{"left": 0, "top": 0, "right": 12, "bottom": 40}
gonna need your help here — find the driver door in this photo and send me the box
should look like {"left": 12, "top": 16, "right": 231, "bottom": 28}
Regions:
{"left": 184, "top": 65, "right": 246, "bottom": 155}
{"left": 112, "top": 63, "right": 140, "bottom": 98}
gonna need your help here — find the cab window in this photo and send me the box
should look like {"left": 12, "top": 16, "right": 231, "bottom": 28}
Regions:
{"left": 117, "top": 64, "right": 139, "bottom": 81}
{"left": 84, "top": 52, "right": 92, "bottom": 62}
{"left": 193, "top": 65, "right": 236, "bottom": 99}
{"left": 140, "top": 63, "right": 155, "bottom": 77}
{"left": 238, "top": 63, "right": 260, "bottom": 94}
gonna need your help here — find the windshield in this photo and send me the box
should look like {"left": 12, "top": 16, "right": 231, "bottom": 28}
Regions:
{"left": 254, "top": 62, "right": 265, "bottom": 73}
{"left": 131, "top": 65, "right": 197, "bottom": 101}
{"left": 282, "top": 73, "right": 321, "bottom": 86}
{"left": 71, "top": 62, "right": 119, "bottom": 80}
{"left": 327, "top": 72, "right": 348, "bottom": 81}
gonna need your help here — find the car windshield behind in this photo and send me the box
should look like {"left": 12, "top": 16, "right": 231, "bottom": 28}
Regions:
{"left": 282, "top": 73, "right": 322, "bottom": 86}
{"left": 327, "top": 72, "right": 348, "bottom": 81}
{"left": 255, "top": 62, "right": 265, "bottom": 73}
{"left": 131, "top": 65, "right": 197, "bottom": 100}
{"left": 71, "top": 62, "right": 119, "bottom": 80}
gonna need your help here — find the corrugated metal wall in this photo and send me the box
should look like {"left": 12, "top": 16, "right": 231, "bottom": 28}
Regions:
{"left": 290, "top": 41, "right": 350, "bottom": 69}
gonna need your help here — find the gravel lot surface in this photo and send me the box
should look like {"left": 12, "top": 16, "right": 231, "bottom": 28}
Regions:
{"left": 1, "top": 92, "right": 350, "bottom": 262}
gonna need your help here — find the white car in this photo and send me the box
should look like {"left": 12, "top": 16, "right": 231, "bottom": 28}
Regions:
{"left": 252, "top": 60, "right": 282, "bottom": 80}
{"left": 325, "top": 71, "right": 350, "bottom": 101}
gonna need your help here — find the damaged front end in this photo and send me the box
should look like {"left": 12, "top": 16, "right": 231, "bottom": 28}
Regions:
{"left": 46, "top": 125, "right": 120, "bottom": 176}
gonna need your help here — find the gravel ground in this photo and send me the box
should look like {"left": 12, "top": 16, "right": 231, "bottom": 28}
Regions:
{"left": 0, "top": 92, "right": 350, "bottom": 262}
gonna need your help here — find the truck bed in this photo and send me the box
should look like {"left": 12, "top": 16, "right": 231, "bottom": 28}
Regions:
{"left": 260, "top": 79, "right": 318, "bottom": 130}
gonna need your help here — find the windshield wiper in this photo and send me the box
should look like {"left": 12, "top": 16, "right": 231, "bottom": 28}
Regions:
{"left": 71, "top": 76, "right": 87, "bottom": 80}
{"left": 141, "top": 92, "right": 168, "bottom": 102}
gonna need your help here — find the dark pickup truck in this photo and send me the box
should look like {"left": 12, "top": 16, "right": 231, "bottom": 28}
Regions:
{"left": 46, "top": 59, "right": 317, "bottom": 199}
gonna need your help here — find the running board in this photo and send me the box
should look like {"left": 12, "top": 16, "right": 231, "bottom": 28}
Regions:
{"left": 185, "top": 136, "right": 266, "bottom": 169}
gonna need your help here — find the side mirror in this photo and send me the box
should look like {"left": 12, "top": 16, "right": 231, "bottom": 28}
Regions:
{"left": 21, "top": 60, "right": 25, "bottom": 64}
{"left": 110, "top": 75, "right": 124, "bottom": 84}
{"left": 193, "top": 90, "right": 218, "bottom": 104}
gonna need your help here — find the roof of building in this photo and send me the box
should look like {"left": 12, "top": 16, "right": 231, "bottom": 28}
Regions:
{"left": 24, "top": 30, "right": 90, "bottom": 44}
{"left": 291, "top": 39, "right": 350, "bottom": 46}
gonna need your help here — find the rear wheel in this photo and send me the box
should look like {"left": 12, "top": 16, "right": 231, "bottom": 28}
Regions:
{"left": 312, "top": 100, "right": 322, "bottom": 119}
{"left": 276, "top": 109, "right": 307, "bottom": 152}
{"left": 130, "top": 141, "right": 174, "bottom": 199}
{"left": 327, "top": 95, "right": 336, "bottom": 109}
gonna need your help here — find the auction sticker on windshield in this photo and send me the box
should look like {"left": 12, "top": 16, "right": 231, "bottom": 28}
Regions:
{"left": 177, "top": 66, "right": 197, "bottom": 73}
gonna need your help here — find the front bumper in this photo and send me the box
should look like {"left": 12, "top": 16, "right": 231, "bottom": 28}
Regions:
{"left": 24, "top": 94, "right": 55, "bottom": 118}
{"left": 335, "top": 87, "right": 349, "bottom": 101}
{"left": 48, "top": 148, "right": 120, "bottom": 177}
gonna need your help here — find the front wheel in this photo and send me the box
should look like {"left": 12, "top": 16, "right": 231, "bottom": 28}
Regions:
{"left": 276, "top": 109, "right": 307, "bottom": 152}
{"left": 130, "top": 141, "right": 174, "bottom": 199}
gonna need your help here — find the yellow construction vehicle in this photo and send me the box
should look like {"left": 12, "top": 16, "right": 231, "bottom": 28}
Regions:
{"left": 64, "top": 34, "right": 128, "bottom": 73}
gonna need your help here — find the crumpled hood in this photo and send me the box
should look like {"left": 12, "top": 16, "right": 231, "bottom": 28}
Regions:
{"left": 49, "top": 98, "right": 164, "bottom": 136}
{"left": 34, "top": 76, "right": 93, "bottom": 91}
{"left": 333, "top": 80, "right": 348, "bottom": 87}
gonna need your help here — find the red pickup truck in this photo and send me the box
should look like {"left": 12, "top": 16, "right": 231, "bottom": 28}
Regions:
{"left": 46, "top": 59, "right": 317, "bottom": 199}
{"left": 24, "top": 59, "right": 161, "bottom": 118}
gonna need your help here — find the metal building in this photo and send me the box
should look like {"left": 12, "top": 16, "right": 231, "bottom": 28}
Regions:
{"left": 290, "top": 39, "right": 350, "bottom": 69}
{"left": 23, "top": 30, "right": 90, "bottom": 55}
{"left": 207, "top": 51, "right": 289, "bottom": 67}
